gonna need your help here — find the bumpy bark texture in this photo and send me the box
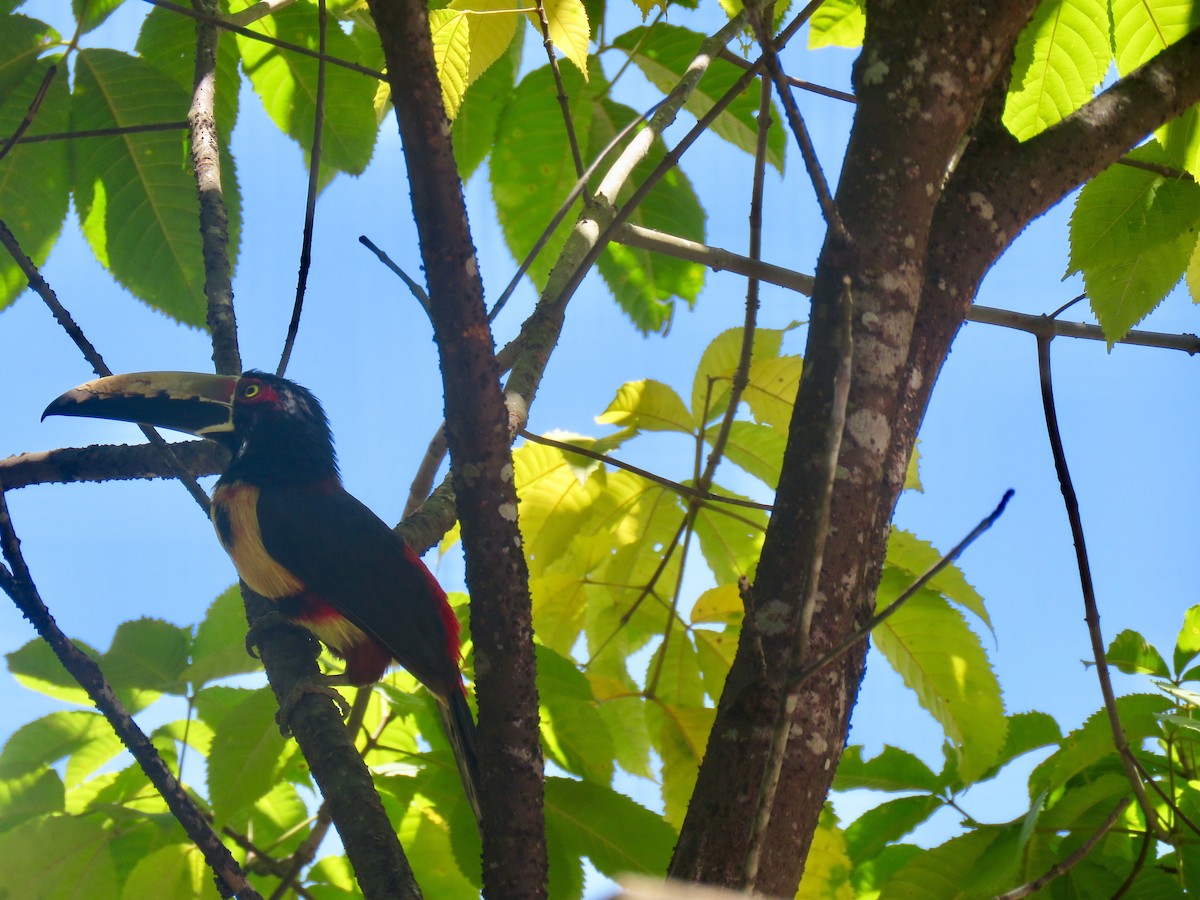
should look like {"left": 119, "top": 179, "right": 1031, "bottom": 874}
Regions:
{"left": 670, "top": 4, "right": 1200, "bottom": 895}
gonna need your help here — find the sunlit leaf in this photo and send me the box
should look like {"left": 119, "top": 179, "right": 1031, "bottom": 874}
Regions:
{"left": 883, "top": 528, "right": 991, "bottom": 630}
{"left": 833, "top": 745, "right": 939, "bottom": 793}
{"left": 596, "top": 379, "right": 694, "bottom": 433}
{"left": 529, "top": 0, "right": 590, "bottom": 77}
{"left": 844, "top": 794, "right": 943, "bottom": 865}
{"left": 205, "top": 687, "right": 291, "bottom": 822}
{"left": 538, "top": 645, "right": 615, "bottom": 784}
{"left": 430, "top": 8, "right": 471, "bottom": 119}
{"left": 545, "top": 777, "right": 676, "bottom": 878}
{"left": 1107, "top": 629, "right": 1170, "bottom": 677}
{"left": 120, "top": 843, "right": 222, "bottom": 900}
{"left": 0, "top": 770, "right": 64, "bottom": 834}
{"left": 453, "top": 28, "right": 520, "bottom": 179}
{"left": 1174, "top": 604, "right": 1200, "bottom": 676}
{"left": 873, "top": 595, "right": 1006, "bottom": 784}
{"left": 185, "top": 586, "right": 262, "bottom": 687}
{"left": 0, "top": 814, "right": 119, "bottom": 899}
{"left": 1003, "top": 0, "right": 1110, "bottom": 140}
{"left": 797, "top": 811, "right": 856, "bottom": 898}
{"left": 102, "top": 617, "right": 190, "bottom": 694}
{"left": 808, "top": 0, "right": 865, "bottom": 49}
{"left": 648, "top": 700, "right": 713, "bottom": 827}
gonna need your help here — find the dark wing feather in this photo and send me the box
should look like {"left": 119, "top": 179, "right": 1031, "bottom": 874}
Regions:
{"left": 256, "top": 484, "right": 460, "bottom": 696}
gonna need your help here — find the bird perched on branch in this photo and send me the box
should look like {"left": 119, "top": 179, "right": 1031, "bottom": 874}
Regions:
{"left": 44, "top": 370, "right": 480, "bottom": 823}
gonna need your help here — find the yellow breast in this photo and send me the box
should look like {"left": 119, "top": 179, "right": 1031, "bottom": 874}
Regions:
{"left": 210, "top": 482, "right": 304, "bottom": 599}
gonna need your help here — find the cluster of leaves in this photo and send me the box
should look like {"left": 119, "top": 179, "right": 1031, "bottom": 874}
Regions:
{"left": 832, "top": 610, "right": 1200, "bottom": 898}
{"left": 0, "top": 0, "right": 781, "bottom": 334}
{"left": 1002, "top": 0, "right": 1200, "bottom": 343}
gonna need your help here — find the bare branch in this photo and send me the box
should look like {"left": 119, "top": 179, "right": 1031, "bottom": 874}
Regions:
{"left": 190, "top": 0, "right": 241, "bottom": 376}
{"left": 278, "top": 0, "right": 328, "bottom": 378}
{"left": 1037, "top": 334, "right": 1163, "bottom": 837}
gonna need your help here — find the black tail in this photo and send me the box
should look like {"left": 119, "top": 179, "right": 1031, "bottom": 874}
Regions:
{"left": 438, "top": 690, "right": 482, "bottom": 829}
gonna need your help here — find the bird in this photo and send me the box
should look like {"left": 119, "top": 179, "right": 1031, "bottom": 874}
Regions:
{"left": 44, "top": 369, "right": 481, "bottom": 823}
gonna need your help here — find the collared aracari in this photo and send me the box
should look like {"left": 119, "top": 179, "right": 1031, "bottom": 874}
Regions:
{"left": 44, "top": 370, "right": 480, "bottom": 821}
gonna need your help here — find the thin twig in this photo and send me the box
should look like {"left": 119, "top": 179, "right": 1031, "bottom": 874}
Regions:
{"left": 12, "top": 121, "right": 190, "bottom": 144}
{"left": 0, "top": 485, "right": 260, "bottom": 900}
{"left": 190, "top": 0, "right": 241, "bottom": 376}
{"left": 358, "top": 235, "right": 433, "bottom": 321}
{"left": 1037, "top": 333, "right": 1163, "bottom": 837}
{"left": 613, "top": 224, "right": 1200, "bottom": 355}
{"left": 0, "top": 218, "right": 212, "bottom": 513}
{"left": 744, "top": 276, "right": 853, "bottom": 890}
{"left": 518, "top": 430, "right": 771, "bottom": 512}
{"left": 749, "top": 8, "right": 848, "bottom": 244}
{"left": 792, "top": 489, "right": 1014, "bottom": 693}
{"left": 143, "top": 0, "right": 385, "bottom": 79}
{"left": 718, "top": 49, "right": 857, "bottom": 103}
{"left": 993, "top": 797, "right": 1131, "bottom": 900}
{"left": 278, "top": 0, "right": 328, "bottom": 377}
{"left": 0, "top": 64, "right": 57, "bottom": 164}
{"left": 533, "top": 0, "right": 585, "bottom": 179}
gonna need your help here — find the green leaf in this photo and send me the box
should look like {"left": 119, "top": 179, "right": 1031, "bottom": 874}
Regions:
{"left": 883, "top": 527, "right": 991, "bottom": 630}
{"left": 744, "top": 354, "right": 803, "bottom": 430}
{"left": 833, "top": 745, "right": 939, "bottom": 793}
{"left": 120, "top": 843, "right": 222, "bottom": 900}
{"left": 798, "top": 812, "right": 856, "bottom": 898}
{"left": 396, "top": 798, "right": 482, "bottom": 898}
{"left": 205, "top": 687, "right": 291, "bottom": 822}
{"left": 592, "top": 692, "right": 653, "bottom": 779}
{"left": 447, "top": 0, "right": 520, "bottom": 85}
{"left": 873, "top": 594, "right": 1007, "bottom": 784}
{"left": 532, "top": 0, "right": 590, "bottom": 77}
{"left": 544, "top": 776, "right": 676, "bottom": 878}
{"left": 0, "top": 45, "right": 69, "bottom": 311}
{"left": 1174, "top": 604, "right": 1200, "bottom": 676}
{"left": 235, "top": 0, "right": 378, "bottom": 177}
{"left": 0, "top": 770, "right": 65, "bottom": 833}
{"left": 708, "top": 420, "right": 786, "bottom": 486}
{"left": 0, "top": 814, "right": 119, "bottom": 899}
{"left": 1111, "top": 0, "right": 1200, "bottom": 75}
{"left": 7, "top": 637, "right": 102, "bottom": 707}
{"left": 612, "top": 25, "right": 784, "bottom": 170}
{"left": 596, "top": 378, "right": 694, "bottom": 433}
{"left": 990, "top": 710, "right": 1062, "bottom": 774}
{"left": 453, "top": 32, "right": 519, "bottom": 179}
{"left": 103, "top": 617, "right": 191, "bottom": 693}
{"left": 430, "top": 8, "right": 471, "bottom": 119}
{"left": 1106, "top": 628, "right": 1170, "bottom": 677}
{"left": 690, "top": 324, "right": 795, "bottom": 426}
{"left": 136, "top": 4, "right": 240, "bottom": 136}
{"left": 185, "top": 586, "right": 262, "bottom": 687}
{"left": 647, "top": 627, "right": 704, "bottom": 707}
{"left": 1002, "top": 0, "right": 1111, "bottom": 140}
{"left": 648, "top": 700, "right": 713, "bottom": 828}
{"left": 1159, "top": 106, "right": 1200, "bottom": 181}
{"left": 0, "top": 14, "right": 56, "bottom": 103}
{"left": 0, "top": 711, "right": 113, "bottom": 780}
{"left": 808, "top": 0, "right": 865, "bottom": 49}
{"left": 1029, "top": 693, "right": 1170, "bottom": 797}
{"left": 844, "top": 794, "right": 943, "bottom": 864}
{"left": 1039, "top": 773, "right": 1130, "bottom": 831}
{"left": 491, "top": 63, "right": 594, "bottom": 288}
{"left": 1069, "top": 144, "right": 1200, "bottom": 343}
{"left": 592, "top": 96, "right": 706, "bottom": 333}
{"left": 537, "top": 644, "right": 615, "bottom": 784}
{"left": 71, "top": 49, "right": 211, "bottom": 325}
{"left": 904, "top": 440, "right": 923, "bottom": 492}
{"left": 694, "top": 626, "right": 738, "bottom": 701}
{"left": 882, "top": 826, "right": 1017, "bottom": 898}
{"left": 72, "top": 0, "right": 124, "bottom": 34}
{"left": 691, "top": 495, "right": 766, "bottom": 585}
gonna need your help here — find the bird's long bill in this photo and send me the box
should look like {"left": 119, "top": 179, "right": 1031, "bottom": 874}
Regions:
{"left": 43, "top": 371, "right": 240, "bottom": 439}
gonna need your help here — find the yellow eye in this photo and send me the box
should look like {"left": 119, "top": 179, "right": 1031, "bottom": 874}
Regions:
{"left": 242, "top": 384, "right": 260, "bottom": 398}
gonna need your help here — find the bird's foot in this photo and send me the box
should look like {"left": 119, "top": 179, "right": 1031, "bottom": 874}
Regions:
{"left": 244, "top": 610, "right": 319, "bottom": 660}
{"left": 275, "top": 674, "right": 352, "bottom": 736}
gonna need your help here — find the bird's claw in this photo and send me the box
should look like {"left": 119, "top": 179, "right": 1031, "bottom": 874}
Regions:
{"left": 275, "top": 676, "right": 352, "bottom": 736}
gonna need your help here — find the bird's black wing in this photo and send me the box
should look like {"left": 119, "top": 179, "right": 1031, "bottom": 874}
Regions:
{"left": 255, "top": 484, "right": 461, "bottom": 696}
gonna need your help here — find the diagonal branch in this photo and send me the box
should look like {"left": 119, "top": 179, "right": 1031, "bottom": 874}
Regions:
{"left": 0, "top": 485, "right": 260, "bottom": 900}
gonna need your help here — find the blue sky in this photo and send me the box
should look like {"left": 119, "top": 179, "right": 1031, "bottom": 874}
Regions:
{"left": 2, "top": 0, "right": 1199, "bottom": 893}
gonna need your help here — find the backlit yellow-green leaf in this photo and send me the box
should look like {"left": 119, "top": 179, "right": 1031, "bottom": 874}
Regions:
{"left": 430, "top": 8, "right": 471, "bottom": 119}
{"left": 1003, "top": 0, "right": 1110, "bottom": 140}
{"left": 529, "top": 0, "right": 590, "bottom": 77}
{"left": 448, "top": 0, "right": 520, "bottom": 83}
{"left": 597, "top": 379, "right": 694, "bottom": 433}
{"left": 808, "top": 0, "right": 865, "bottom": 49}
{"left": 872, "top": 594, "right": 1006, "bottom": 784}
{"left": 648, "top": 700, "right": 714, "bottom": 827}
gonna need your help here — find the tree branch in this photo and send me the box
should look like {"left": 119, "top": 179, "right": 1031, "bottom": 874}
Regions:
{"left": 0, "top": 485, "right": 260, "bottom": 900}
{"left": 366, "top": 0, "right": 547, "bottom": 893}
{"left": 190, "top": 0, "right": 241, "bottom": 376}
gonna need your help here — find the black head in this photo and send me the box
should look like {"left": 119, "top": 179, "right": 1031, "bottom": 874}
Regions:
{"left": 223, "top": 371, "right": 339, "bottom": 485}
